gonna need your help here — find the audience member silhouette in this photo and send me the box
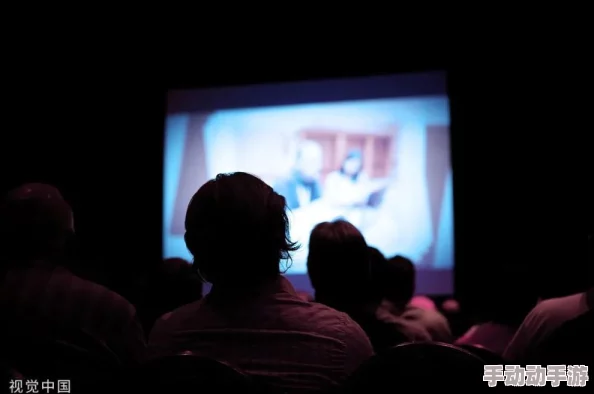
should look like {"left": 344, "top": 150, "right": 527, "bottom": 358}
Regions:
{"left": 371, "top": 252, "right": 452, "bottom": 342}
{"left": 0, "top": 183, "right": 146, "bottom": 365}
{"left": 307, "top": 220, "right": 430, "bottom": 352}
{"left": 149, "top": 173, "right": 373, "bottom": 393}
{"left": 3, "top": 178, "right": 588, "bottom": 388}
{"left": 136, "top": 257, "right": 203, "bottom": 334}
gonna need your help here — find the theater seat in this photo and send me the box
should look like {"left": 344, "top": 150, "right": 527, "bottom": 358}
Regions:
{"left": 343, "top": 342, "right": 485, "bottom": 393}
{"left": 2, "top": 328, "right": 121, "bottom": 394}
{"left": 457, "top": 343, "right": 505, "bottom": 364}
{"left": 1, "top": 361, "right": 22, "bottom": 381}
{"left": 125, "top": 352, "right": 265, "bottom": 393}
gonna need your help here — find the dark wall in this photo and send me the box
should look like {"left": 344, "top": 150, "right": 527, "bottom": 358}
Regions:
{"left": 1, "top": 85, "right": 165, "bottom": 290}
{"left": 2, "top": 64, "right": 588, "bottom": 306}
{"left": 448, "top": 68, "right": 589, "bottom": 311}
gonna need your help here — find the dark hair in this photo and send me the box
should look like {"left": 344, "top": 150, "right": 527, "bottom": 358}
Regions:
{"left": 368, "top": 247, "right": 387, "bottom": 266}
{"left": 371, "top": 255, "right": 416, "bottom": 306}
{"left": 0, "top": 183, "right": 73, "bottom": 263}
{"left": 184, "top": 172, "right": 298, "bottom": 285}
{"left": 307, "top": 220, "right": 369, "bottom": 300}
{"left": 339, "top": 150, "right": 363, "bottom": 181}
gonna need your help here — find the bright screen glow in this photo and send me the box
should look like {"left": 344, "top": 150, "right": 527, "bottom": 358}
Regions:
{"left": 163, "top": 72, "right": 454, "bottom": 294}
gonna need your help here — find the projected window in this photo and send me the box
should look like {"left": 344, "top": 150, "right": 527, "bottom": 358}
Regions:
{"left": 299, "top": 129, "right": 395, "bottom": 182}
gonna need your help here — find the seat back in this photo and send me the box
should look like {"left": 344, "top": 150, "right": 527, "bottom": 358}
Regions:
{"left": 457, "top": 343, "right": 505, "bottom": 364}
{"left": 1, "top": 361, "right": 22, "bottom": 381}
{"left": 1, "top": 327, "right": 121, "bottom": 393}
{"left": 343, "top": 342, "right": 485, "bottom": 393}
{"left": 126, "top": 352, "right": 262, "bottom": 393}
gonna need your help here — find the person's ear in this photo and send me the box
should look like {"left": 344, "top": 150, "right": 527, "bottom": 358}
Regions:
{"left": 185, "top": 232, "right": 210, "bottom": 282}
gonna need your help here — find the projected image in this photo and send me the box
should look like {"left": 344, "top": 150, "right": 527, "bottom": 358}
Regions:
{"left": 163, "top": 97, "right": 453, "bottom": 277}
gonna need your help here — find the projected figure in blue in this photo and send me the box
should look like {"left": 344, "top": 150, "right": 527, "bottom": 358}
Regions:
{"left": 273, "top": 140, "right": 324, "bottom": 210}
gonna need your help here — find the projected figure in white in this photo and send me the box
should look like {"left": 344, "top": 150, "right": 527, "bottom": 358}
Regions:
{"left": 324, "top": 150, "right": 374, "bottom": 207}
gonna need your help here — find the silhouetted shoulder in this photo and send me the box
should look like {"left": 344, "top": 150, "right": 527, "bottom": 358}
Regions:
{"left": 148, "top": 298, "right": 206, "bottom": 342}
{"left": 301, "top": 301, "right": 374, "bottom": 370}
{"left": 528, "top": 292, "right": 587, "bottom": 324}
{"left": 377, "top": 307, "right": 432, "bottom": 342}
{"left": 401, "top": 306, "right": 452, "bottom": 342}
{"left": 69, "top": 272, "right": 138, "bottom": 317}
{"left": 303, "top": 301, "right": 374, "bottom": 350}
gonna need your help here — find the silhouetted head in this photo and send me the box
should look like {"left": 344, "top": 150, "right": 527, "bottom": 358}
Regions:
{"left": 307, "top": 220, "right": 370, "bottom": 303}
{"left": 340, "top": 149, "right": 364, "bottom": 180}
{"left": 373, "top": 255, "right": 416, "bottom": 307}
{"left": 294, "top": 140, "right": 323, "bottom": 182}
{"left": 184, "top": 172, "right": 298, "bottom": 286}
{"left": 0, "top": 183, "right": 74, "bottom": 263}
